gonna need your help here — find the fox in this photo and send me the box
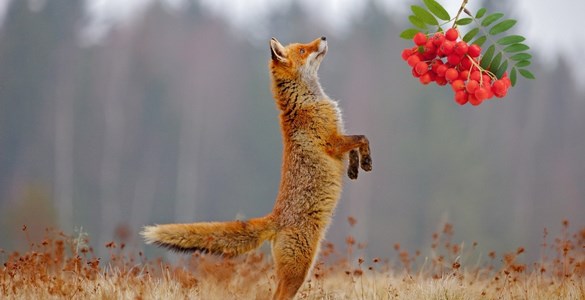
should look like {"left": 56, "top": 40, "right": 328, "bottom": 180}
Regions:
{"left": 141, "top": 36, "right": 372, "bottom": 300}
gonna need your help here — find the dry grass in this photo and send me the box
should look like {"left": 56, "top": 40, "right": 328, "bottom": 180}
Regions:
{"left": 1, "top": 220, "right": 584, "bottom": 299}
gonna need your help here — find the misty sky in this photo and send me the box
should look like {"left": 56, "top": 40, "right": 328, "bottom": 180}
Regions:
{"left": 0, "top": 0, "right": 583, "bottom": 76}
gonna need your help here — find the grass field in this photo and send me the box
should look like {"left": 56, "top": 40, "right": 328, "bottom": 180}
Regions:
{"left": 1, "top": 220, "right": 583, "bottom": 299}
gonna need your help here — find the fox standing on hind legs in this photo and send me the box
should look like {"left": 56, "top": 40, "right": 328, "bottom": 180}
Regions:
{"left": 142, "top": 36, "right": 372, "bottom": 300}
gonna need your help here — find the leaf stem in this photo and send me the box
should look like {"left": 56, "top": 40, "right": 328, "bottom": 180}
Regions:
{"left": 453, "top": 0, "right": 469, "bottom": 28}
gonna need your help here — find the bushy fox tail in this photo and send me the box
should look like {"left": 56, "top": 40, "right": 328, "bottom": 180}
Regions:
{"left": 141, "top": 215, "right": 276, "bottom": 257}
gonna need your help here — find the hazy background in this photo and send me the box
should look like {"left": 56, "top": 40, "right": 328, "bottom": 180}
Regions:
{"left": 0, "top": 0, "right": 583, "bottom": 262}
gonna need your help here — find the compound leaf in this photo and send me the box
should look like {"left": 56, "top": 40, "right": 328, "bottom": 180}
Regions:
{"left": 409, "top": 15, "right": 427, "bottom": 29}
{"left": 462, "top": 28, "right": 480, "bottom": 43}
{"left": 497, "top": 35, "right": 525, "bottom": 45}
{"left": 489, "top": 19, "right": 517, "bottom": 35}
{"left": 480, "top": 44, "right": 495, "bottom": 69}
{"left": 519, "top": 69, "right": 535, "bottom": 79}
{"left": 510, "top": 53, "right": 532, "bottom": 61}
{"left": 456, "top": 17, "right": 473, "bottom": 25}
{"left": 472, "top": 35, "right": 487, "bottom": 47}
{"left": 510, "top": 67, "right": 517, "bottom": 86}
{"left": 476, "top": 8, "right": 487, "bottom": 19}
{"left": 489, "top": 52, "right": 502, "bottom": 72}
{"left": 495, "top": 60, "right": 508, "bottom": 79}
{"left": 423, "top": 0, "right": 450, "bottom": 21}
{"left": 411, "top": 5, "right": 438, "bottom": 25}
{"left": 481, "top": 13, "right": 504, "bottom": 27}
{"left": 515, "top": 60, "right": 531, "bottom": 68}
{"left": 400, "top": 28, "right": 420, "bottom": 39}
{"left": 504, "top": 43, "right": 530, "bottom": 53}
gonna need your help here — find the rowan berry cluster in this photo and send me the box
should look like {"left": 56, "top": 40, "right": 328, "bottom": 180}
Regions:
{"left": 402, "top": 28, "right": 511, "bottom": 106}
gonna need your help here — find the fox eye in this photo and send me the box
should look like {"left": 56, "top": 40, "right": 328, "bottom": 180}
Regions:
{"left": 299, "top": 48, "right": 305, "bottom": 55}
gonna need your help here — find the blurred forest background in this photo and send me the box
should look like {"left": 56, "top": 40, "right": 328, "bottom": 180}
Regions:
{"left": 0, "top": 0, "right": 583, "bottom": 261}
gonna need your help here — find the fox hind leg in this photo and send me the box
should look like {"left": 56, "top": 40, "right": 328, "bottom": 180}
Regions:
{"left": 271, "top": 232, "right": 318, "bottom": 300}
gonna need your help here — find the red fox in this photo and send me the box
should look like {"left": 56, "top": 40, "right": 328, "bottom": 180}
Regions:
{"left": 142, "top": 36, "right": 372, "bottom": 300}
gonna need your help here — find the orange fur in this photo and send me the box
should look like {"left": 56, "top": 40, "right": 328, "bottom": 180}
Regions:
{"left": 142, "top": 37, "right": 372, "bottom": 300}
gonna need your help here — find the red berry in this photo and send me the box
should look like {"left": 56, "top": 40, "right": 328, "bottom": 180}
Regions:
{"left": 413, "top": 32, "right": 427, "bottom": 46}
{"left": 415, "top": 61, "right": 429, "bottom": 75}
{"left": 454, "top": 41, "right": 468, "bottom": 56}
{"left": 411, "top": 67, "right": 421, "bottom": 78}
{"left": 474, "top": 87, "right": 489, "bottom": 101}
{"left": 436, "top": 64, "right": 448, "bottom": 77}
{"left": 460, "top": 56, "right": 472, "bottom": 71}
{"left": 470, "top": 70, "right": 481, "bottom": 81}
{"left": 445, "top": 68, "right": 459, "bottom": 82}
{"left": 435, "top": 76, "right": 448, "bottom": 86}
{"left": 468, "top": 44, "right": 481, "bottom": 57}
{"left": 428, "top": 70, "right": 437, "bottom": 81}
{"left": 455, "top": 90, "right": 468, "bottom": 105}
{"left": 482, "top": 74, "right": 492, "bottom": 86}
{"left": 424, "top": 40, "right": 436, "bottom": 55}
{"left": 492, "top": 79, "right": 505, "bottom": 91}
{"left": 445, "top": 28, "right": 458, "bottom": 41}
{"left": 451, "top": 79, "right": 465, "bottom": 92}
{"left": 492, "top": 79, "right": 508, "bottom": 97}
{"left": 459, "top": 70, "right": 469, "bottom": 80}
{"left": 401, "top": 48, "right": 413, "bottom": 61}
{"left": 407, "top": 55, "right": 421, "bottom": 67}
{"left": 466, "top": 80, "right": 479, "bottom": 94}
{"left": 468, "top": 93, "right": 482, "bottom": 106}
{"left": 431, "top": 32, "right": 445, "bottom": 47}
{"left": 419, "top": 73, "right": 432, "bottom": 85}
{"left": 431, "top": 60, "right": 443, "bottom": 72}
{"left": 503, "top": 77, "right": 512, "bottom": 88}
{"left": 440, "top": 40, "right": 454, "bottom": 55}
{"left": 447, "top": 53, "right": 461, "bottom": 65}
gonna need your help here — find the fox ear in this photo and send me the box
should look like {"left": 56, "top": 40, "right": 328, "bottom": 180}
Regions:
{"left": 270, "top": 38, "right": 287, "bottom": 62}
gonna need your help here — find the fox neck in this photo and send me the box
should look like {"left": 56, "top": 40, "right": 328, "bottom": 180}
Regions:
{"left": 273, "top": 75, "right": 325, "bottom": 112}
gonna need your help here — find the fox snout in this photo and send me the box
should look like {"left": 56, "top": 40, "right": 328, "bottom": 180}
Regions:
{"left": 317, "top": 37, "right": 327, "bottom": 57}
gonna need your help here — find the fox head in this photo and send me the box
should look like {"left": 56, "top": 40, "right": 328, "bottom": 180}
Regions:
{"left": 269, "top": 36, "right": 328, "bottom": 83}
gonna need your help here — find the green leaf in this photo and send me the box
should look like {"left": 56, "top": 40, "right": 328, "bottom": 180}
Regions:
{"left": 411, "top": 5, "right": 438, "bottom": 25}
{"left": 510, "top": 68, "right": 517, "bottom": 86}
{"left": 476, "top": 8, "right": 487, "bottom": 19}
{"left": 489, "top": 19, "right": 517, "bottom": 35}
{"left": 400, "top": 28, "right": 420, "bottom": 39}
{"left": 455, "top": 18, "right": 473, "bottom": 25}
{"left": 480, "top": 45, "right": 495, "bottom": 69}
{"left": 423, "top": 0, "right": 450, "bottom": 21}
{"left": 510, "top": 53, "right": 532, "bottom": 61}
{"left": 462, "top": 28, "right": 480, "bottom": 43}
{"left": 503, "top": 43, "right": 530, "bottom": 53}
{"left": 497, "top": 35, "right": 526, "bottom": 45}
{"left": 489, "top": 52, "right": 502, "bottom": 72}
{"left": 519, "top": 69, "right": 535, "bottom": 79}
{"left": 472, "top": 35, "right": 487, "bottom": 47}
{"left": 409, "top": 15, "right": 427, "bottom": 29}
{"left": 481, "top": 13, "right": 504, "bottom": 27}
{"left": 515, "top": 60, "right": 531, "bottom": 68}
{"left": 495, "top": 60, "right": 508, "bottom": 79}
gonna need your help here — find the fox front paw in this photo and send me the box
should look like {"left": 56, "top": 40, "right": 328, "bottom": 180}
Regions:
{"left": 360, "top": 155, "right": 372, "bottom": 172}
